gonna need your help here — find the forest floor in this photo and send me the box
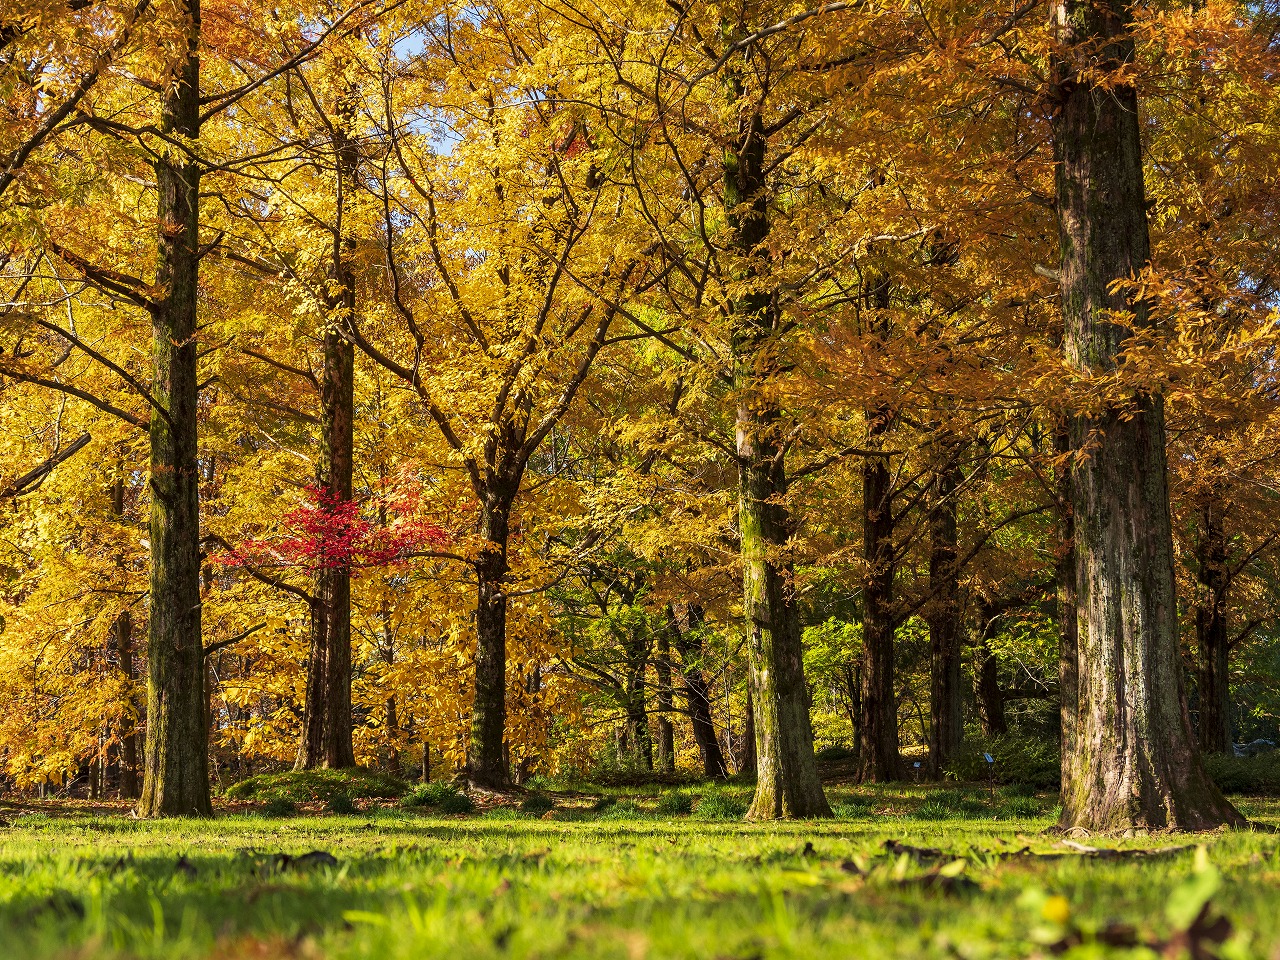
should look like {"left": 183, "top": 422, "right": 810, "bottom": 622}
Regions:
{"left": 1, "top": 782, "right": 1277, "bottom": 959}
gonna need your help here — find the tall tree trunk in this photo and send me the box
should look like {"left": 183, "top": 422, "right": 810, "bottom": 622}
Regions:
{"left": 1195, "top": 501, "right": 1231, "bottom": 754}
{"left": 927, "top": 458, "right": 963, "bottom": 778}
{"left": 298, "top": 107, "right": 358, "bottom": 771}
{"left": 468, "top": 492, "right": 511, "bottom": 787}
{"left": 672, "top": 605, "right": 728, "bottom": 780}
{"left": 724, "top": 109, "right": 829, "bottom": 820}
{"left": 654, "top": 625, "right": 676, "bottom": 772}
{"left": 859, "top": 359, "right": 903, "bottom": 780}
{"left": 1051, "top": 0, "right": 1242, "bottom": 829}
{"left": 139, "top": 0, "right": 211, "bottom": 817}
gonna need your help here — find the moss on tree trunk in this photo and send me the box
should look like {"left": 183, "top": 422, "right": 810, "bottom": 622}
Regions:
{"left": 1052, "top": 0, "right": 1242, "bottom": 830}
{"left": 723, "top": 108, "right": 829, "bottom": 820}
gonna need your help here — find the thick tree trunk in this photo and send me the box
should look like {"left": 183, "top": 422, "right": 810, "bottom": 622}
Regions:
{"left": 468, "top": 493, "right": 511, "bottom": 787}
{"left": 654, "top": 625, "right": 676, "bottom": 772}
{"left": 1052, "top": 0, "right": 1242, "bottom": 829}
{"left": 139, "top": 0, "right": 211, "bottom": 817}
{"left": 724, "top": 110, "right": 829, "bottom": 820}
{"left": 672, "top": 605, "right": 728, "bottom": 779}
{"left": 1195, "top": 502, "right": 1231, "bottom": 754}
{"left": 859, "top": 398, "right": 903, "bottom": 781}
{"left": 927, "top": 459, "right": 963, "bottom": 778}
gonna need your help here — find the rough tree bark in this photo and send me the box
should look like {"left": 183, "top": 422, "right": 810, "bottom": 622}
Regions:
{"left": 672, "top": 605, "right": 728, "bottom": 779}
{"left": 927, "top": 458, "right": 963, "bottom": 778}
{"left": 297, "top": 101, "right": 359, "bottom": 771}
{"left": 469, "top": 489, "right": 513, "bottom": 787}
{"left": 1195, "top": 501, "right": 1232, "bottom": 754}
{"left": 1052, "top": 0, "right": 1242, "bottom": 829}
{"left": 139, "top": 0, "right": 211, "bottom": 817}
{"left": 858, "top": 276, "right": 903, "bottom": 782}
{"left": 724, "top": 106, "right": 829, "bottom": 820}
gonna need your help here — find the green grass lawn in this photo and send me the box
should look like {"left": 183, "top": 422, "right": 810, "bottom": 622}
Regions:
{"left": 1, "top": 783, "right": 1276, "bottom": 959}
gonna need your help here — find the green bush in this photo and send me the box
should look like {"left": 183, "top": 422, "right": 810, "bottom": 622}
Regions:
{"left": 326, "top": 793, "right": 357, "bottom": 815}
{"left": 694, "top": 791, "right": 747, "bottom": 820}
{"left": 655, "top": 791, "right": 693, "bottom": 816}
{"left": 226, "top": 769, "right": 406, "bottom": 807}
{"left": 520, "top": 793, "right": 555, "bottom": 815}
{"left": 815, "top": 745, "right": 858, "bottom": 763}
{"left": 401, "top": 782, "right": 476, "bottom": 814}
{"left": 1203, "top": 752, "right": 1280, "bottom": 795}
{"left": 260, "top": 797, "right": 298, "bottom": 818}
{"left": 949, "top": 734, "right": 1060, "bottom": 790}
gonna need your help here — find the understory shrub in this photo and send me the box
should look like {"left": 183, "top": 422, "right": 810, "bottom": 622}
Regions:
{"left": 260, "top": 797, "right": 297, "bottom": 817}
{"left": 694, "top": 791, "right": 748, "bottom": 820}
{"left": 949, "top": 733, "right": 1060, "bottom": 790}
{"left": 401, "top": 782, "right": 476, "bottom": 814}
{"left": 1203, "top": 752, "right": 1280, "bottom": 795}
{"left": 225, "top": 768, "right": 406, "bottom": 807}
{"left": 520, "top": 792, "right": 555, "bottom": 814}
{"left": 655, "top": 791, "right": 694, "bottom": 816}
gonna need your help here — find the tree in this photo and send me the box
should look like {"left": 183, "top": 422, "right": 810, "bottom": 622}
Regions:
{"left": 1050, "top": 0, "right": 1242, "bottom": 830}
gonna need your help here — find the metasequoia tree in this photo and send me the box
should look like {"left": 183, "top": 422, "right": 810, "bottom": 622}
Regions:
{"left": 346, "top": 6, "right": 651, "bottom": 786}
{"left": 0, "top": 0, "right": 391, "bottom": 813}
{"left": 1049, "top": 0, "right": 1242, "bottom": 829}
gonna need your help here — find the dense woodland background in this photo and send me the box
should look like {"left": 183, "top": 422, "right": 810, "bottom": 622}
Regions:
{"left": 2, "top": 0, "right": 1279, "bottom": 826}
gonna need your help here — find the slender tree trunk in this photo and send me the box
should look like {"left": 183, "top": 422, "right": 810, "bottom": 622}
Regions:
{"left": 298, "top": 108, "right": 358, "bottom": 771}
{"left": 1052, "top": 0, "right": 1242, "bottom": 829}
{"left": 654, "top": 625, "right": 676, "bottom": 772}
{"left": 139, "top": 0, "right": 211, "bottom": 817}
{"left": 469, "top": 492, "right": 512, "bottom": 787}
{"left": 110, "top": 476, "right": 140, "bottom": 799}
{"left": 115, "top": 608, "right": 140, "bottom": 798}
{"left": 724, "top": 108, "right": 829, "bottom": 820}
{"left": 1195, "top": 501, "right": 1231, "bottom": 754}
{"left": 973, "top": 598, "right": 1007, "bottom": 738}
{"left": 859, "top": 389, "right": 903, "bottom": 779}
{"left": 672, "top": 605, "right": 728, "bottom": 779}
{"left": 927, "top": 458, "right": 963, "bottom": 778}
